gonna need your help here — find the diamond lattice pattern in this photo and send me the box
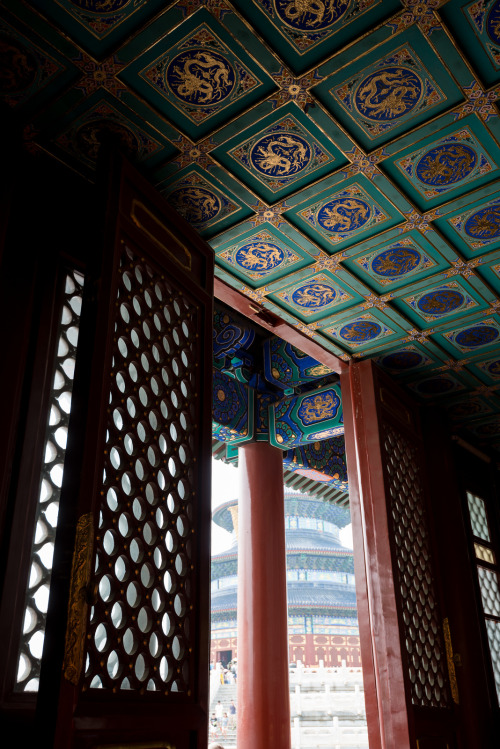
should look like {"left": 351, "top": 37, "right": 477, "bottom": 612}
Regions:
{"left": 467, "top": 492, "right": 491, "bottom": 542}
{"left": 485, "top": 619, "right": 500, "bottom": 705}
{"left": 383, "top": 423, "right": 449, "bottom": 708}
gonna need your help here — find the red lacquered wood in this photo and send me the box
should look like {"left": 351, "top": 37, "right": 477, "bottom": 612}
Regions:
{"left": 343, "top": 360, "right": 411, "bottom": 749}
{"left": 340, "top": 366, "right": 383, "bottom": 749}
{"left": 214, "top": 277, "right": 347, "bottom": 376}
{"left": 237, "top": 442, "right": 291, "bottom": 749}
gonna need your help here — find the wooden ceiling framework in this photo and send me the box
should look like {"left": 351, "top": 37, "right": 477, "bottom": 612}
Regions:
{"left": 4, "top": 0, "right": 500, "bottom": 453}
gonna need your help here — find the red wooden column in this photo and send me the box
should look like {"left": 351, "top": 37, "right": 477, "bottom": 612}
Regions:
{"left": 237, "top": 441, "right": 291, "bottom": 749}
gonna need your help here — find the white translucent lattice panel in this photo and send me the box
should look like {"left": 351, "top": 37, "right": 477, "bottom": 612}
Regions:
{"left": 478, "top": 567, "right": 500, "bottom": 618}
{"left": 467, "top": 492, "right": 490, "bottom": 541}
{"left": 15, "top": 271, "right": 84, "bottom": 692}
{"left": 485, "top": 619, "right": 500, "bottom": 706}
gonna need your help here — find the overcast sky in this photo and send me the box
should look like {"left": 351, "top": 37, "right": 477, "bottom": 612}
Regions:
{"left": 210, "top": 458, "right": 353, "bottom": 556}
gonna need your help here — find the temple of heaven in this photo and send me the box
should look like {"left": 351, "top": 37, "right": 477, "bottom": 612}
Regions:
{"left": 211, "top": 491, "right": 360, "bottom": 668}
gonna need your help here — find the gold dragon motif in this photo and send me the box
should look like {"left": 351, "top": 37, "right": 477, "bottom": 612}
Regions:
{"left": 253, "top": 135, "right": 309, "bottom": 175}
{"left": 293, "top": 283, "right": 336, "bottom": 307}
{"left": 320, "top": 199, "right": 370, "bottom": 232}
{"left": 170, "top": 187, "right": 219, "bottom": 224}
{"left": 278, "top": 0, "right": 344, "bottom": 29}
{"left": 237, "top": 242, "right": 284, "bottom": 270}
{"left": 356, "top": 68, "right": 421, "bottom": 119}
{"left": 75, "top": 0, "right": 130, "bottom": 11}
{"left": 299, "top": 392, "right": 339, "bottom": 424}
{"left": 417, "top": 145, "right": 475, "bottom": 185}
{"left": 170, "top": 51, "right": 233, "bottom": 104}
{"left": 466, "top": 208, "right": 500, "bottom": 238}
{"left": 373, "top": 249, "right": 418, "bottom": 276}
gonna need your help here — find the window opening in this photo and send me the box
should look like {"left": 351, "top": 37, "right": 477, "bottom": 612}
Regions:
{"left": 209, "top": 459, "right": 368, "bottom": 748}
{"left": 466, "top": 491, "right": 500, "bottom": 704}
{"left": 15, "top": 271, "right": 84, "bottom": 692}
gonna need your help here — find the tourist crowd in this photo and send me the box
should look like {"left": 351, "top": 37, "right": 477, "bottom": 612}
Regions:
{"left": 210, "top": 698, "right": 236, "bottom": 741}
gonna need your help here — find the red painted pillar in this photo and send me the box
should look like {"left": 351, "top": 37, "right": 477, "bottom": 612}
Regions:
{"left": 237, "top": 441, "right": 291, "bottom": 749}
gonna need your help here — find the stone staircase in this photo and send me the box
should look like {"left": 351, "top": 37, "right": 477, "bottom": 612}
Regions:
{"left": 209, "top": 683, "right": 237, "bottom": 747}
{"left": 209, "top": 668, "right": 369, "bottom": 748}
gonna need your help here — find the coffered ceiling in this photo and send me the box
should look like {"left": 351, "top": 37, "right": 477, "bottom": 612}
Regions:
{"left": 4, "top": 0, "right": 500, "bottom": 450}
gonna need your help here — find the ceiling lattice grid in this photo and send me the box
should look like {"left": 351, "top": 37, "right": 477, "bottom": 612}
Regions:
{"left": 4, "top": 0, "right": 500, "bottom": 449}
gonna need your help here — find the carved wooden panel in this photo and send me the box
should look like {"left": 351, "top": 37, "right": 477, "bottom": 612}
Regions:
{"left": 82, "top": 244, "right": 200, "bottom": 695}
{"left": 383, "top": 423, "right": 449, "bottom": 709}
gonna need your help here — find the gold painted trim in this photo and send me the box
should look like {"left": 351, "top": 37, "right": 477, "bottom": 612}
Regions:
{"left": 130, "top": 198, "right": 192, "bottom": 271}
{"left": 63, "top": 513, "right": 94, "bottom": 685}
{"left": 443, "top": 617, "right": 459, "bottom": 706}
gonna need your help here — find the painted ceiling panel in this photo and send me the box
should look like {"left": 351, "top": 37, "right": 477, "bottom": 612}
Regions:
{"left": 211, "top": 101, "right": 349, "bottom": 203}
{"left": 5, "top": 0, "right": 500, "bottom": 452}
{"left": 440, "top": 0, "right": 500, "bottom": 88}
{"left": 30, "top": 0, "right": 167, "bottom": 58}
{"left": 118, "top": 8, "right": 279, "bottom": 140}
{"left": 211, "top": 221, "right": 315, "bottom": 287}
{"left": 284, "top": 174, "right": 406, "bottom": 252}
{"left": 232, "top": 0, "right": 402, "bottom": 76}
{"left": 0, "top": 8, "right": 80, "bottom": 115}
{"left": 312, "top": 24, "right": 465, "bottom": 150}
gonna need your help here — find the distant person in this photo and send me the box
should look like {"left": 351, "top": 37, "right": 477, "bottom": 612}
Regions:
{"left": 221, "top": 712, "right": 228, "bottom": 737}
{"left": 209, "top": 713, "right": 218, "bottom": 739}
{"left": 215, "top": 699, "right": 223, "bottom": 726}
{"left": 229, "top": 699, "right": 236, "bottom": 729}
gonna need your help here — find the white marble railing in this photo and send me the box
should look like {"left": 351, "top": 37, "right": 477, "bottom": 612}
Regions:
{"left": 290, "top": 682, "right": 364, "bottom": 716}
{"left": 289, "top": 660, "right": 364, "bottom": 686}
{"left": 292, "top": 716, "right": 369, "bottom": 749}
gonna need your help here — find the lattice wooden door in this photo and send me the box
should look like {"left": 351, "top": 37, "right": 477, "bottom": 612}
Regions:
{"left": 341, "top": 360, "right": 460, "bottom": 749}
{"left": 35, "top": 155, "right": 214, "bottom": 749}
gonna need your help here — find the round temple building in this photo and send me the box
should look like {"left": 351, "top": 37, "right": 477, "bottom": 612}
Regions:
{"left": 211, "top": 491, "right": 360, "bottom": 668}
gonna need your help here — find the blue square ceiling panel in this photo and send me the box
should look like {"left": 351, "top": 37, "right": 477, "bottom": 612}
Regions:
{"left": 268, "top": 269, "right": 362, "bottom": 323}
{"left": 433, "top": 315, "right": 500, "bottom": 359}
{"left": 469, "top": 354, "right": 500, "bottom": 384}
{"left": 0, "top": 11, "right": 79, "bottom": 115}
{"left": 211, "top": 102, "right": 348, "bottom": 203}
{"left": 342, "top": 230, "right": 449, "bottom": 293}
{"left": 231, "top": 0, "right": 401, "bottom": 76}
{"left": 30, "top": 0, "right": 166, "bottom": 58}
{"left": 211, "top": 222, "right": 314, "bottom": 289}
{"left": 157, "top": 165, "right": 252, "bottom": 239}
{"left": 284, "top": 175, "right": 403, "bottom": 252}
{"left": 392, "top": 278, "right": 488, "bottom": 330}
{"left": 119, "top": 9, "right": 278, "bottom": 140}
{"left": 320, "top": 309, "right": 405, "bottom": 354}
{"left": 374, "top": 344, "right": 439, "bottom": 377}
{"left": 434, "top": 191, "right": 500, "bottom": 259}
{"left": 441, "top": 0, "right": 500, "bottom": 87}
{"left": 381, "top": 114, "right": 500, "bottom": 212}
{"left": 408, "top": 374, "right": 468, "bottom": 399}
{"left": 312, "top": 25, "right": 464, "bottom": 150}
{"left": 47, "top": 90, "right": 177, "bottom": 174}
